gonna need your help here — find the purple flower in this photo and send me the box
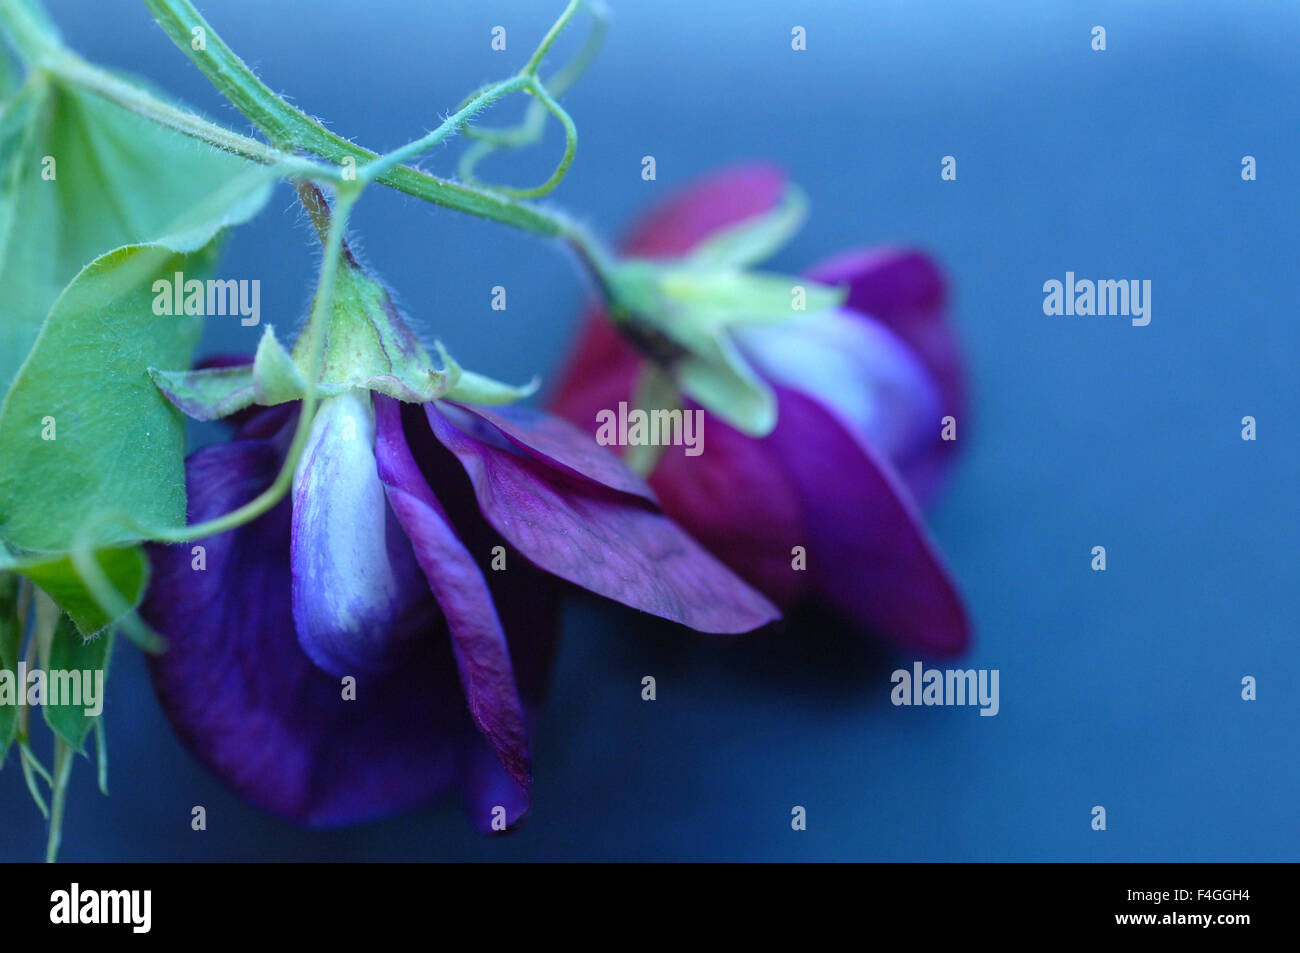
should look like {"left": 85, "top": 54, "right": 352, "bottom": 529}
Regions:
{"left": 550, "top": 163, "right": 970, "bottom": 655}
{"left": 143, "top": 333, "right": 776, "bottom": 833}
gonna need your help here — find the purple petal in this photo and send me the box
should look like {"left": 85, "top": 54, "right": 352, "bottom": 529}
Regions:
{"left": 141, "top": 409, "right": 468, "bottom": 827}
{"left": 290, "top": 390, "right": 429, "bottom": 677}
{"left": 373, "top": 395, "right": 531, "bottom": 791}
{"left": 424, "top": 402, "right": 780, "bottom": 634}
{"left": 449, "top": 401, "right": 656, "bottom": 504}
{"left": 462, "top": 734, "right": 531, "bottom": 834}
{"left": 737, "top": 307, "right": 942, "bottom": 472}
{"left": 766, "top": 386, "right": 970, "bottom": 656}
{"left": 805, "top": 247, "right": 965, "bottom": 424}
{"left": 646, "top": 409, "right": 810, "bottom": 608}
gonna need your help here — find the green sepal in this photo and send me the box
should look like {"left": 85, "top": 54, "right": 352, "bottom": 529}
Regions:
{"left": 285, "top": 234, "right": 539, "bottom": 407}
{"left": 687, "top": 184, "right": 807, "bottom": 268}
{"left": 623, "top": 364, "right": 679, "bottom": 476}
{"left": 149, "top": 325, "right": 305, "bottom": 421}
{"left": 440, "top": 340, "right": 539, "bottom": 405}
{"left": 676, "top": 332, "right": 777, "bottom": 436}
{"left": 253, "top": 324, "right": 307, "bottom": 403}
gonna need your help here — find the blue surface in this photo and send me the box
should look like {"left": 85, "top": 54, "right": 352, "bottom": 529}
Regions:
{"left": 2, "top": 0, "right": 1296, "bottom": 861}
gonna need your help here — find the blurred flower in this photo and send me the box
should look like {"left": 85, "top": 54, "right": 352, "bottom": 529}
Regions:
{"left": 551, "top": 163, "right": 970, "bottom": 655}
{"left": 142, "top": 220, "right": 777, "bottom": 832}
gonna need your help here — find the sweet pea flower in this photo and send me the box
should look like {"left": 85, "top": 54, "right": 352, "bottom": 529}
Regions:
{"left": 550, "top": 164, "right": 970, "bottom": 655}
{"left": 141, "top": 197, "right": 777, "bottom": 832}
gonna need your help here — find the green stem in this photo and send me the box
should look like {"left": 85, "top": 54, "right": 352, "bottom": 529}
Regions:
{"left": 1, "top": 0, "right": 618, "bottom": 282}
{"left": 149, "top": 185, "right": 360, "bottom": 544}
{"left": 359, "top": 75, "right": 530, "bottom": 184}
{"left": 139, "top": 0, "right": 594, "bottom": 245}
{"left": 45, "top": 736, "right": 73, "bottom": 863}
{"left": 0, "top": 0, "right": 59, "bottom": 62}
{"left": 523, "top": 0, "right": 583, "bottom": 76}
{"left": 46, "top": 49, "right": 343, "bottom": 180}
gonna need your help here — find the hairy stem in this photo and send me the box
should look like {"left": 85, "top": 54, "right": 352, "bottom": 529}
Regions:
{"left": 138, "top": 0, "right": 604, "bottom": 255}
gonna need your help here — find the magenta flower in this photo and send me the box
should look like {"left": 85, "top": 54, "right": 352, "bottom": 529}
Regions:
{"left": 142, "top": 277, "right": 777, "bottom": 834}
{"left": 550, "top": 164, "right": 970, "bottom": 655}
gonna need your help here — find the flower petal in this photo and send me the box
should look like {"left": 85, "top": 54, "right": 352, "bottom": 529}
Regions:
{"left": 447, "top": 400, "right": 656, "bottom": 504}
{"left": 462, "top": 733, "right": 531, "bottom": 834}
{"left": 141, "top": 410, "right": 467, "bottom": 827}
{"left": 624, "top": 163, "right": 788, "bottom": 257}
{"left": 425, "top": 402, "right": 780, "bottom": 634}
{"left": 290, "top": 390, "right": 429, "bottom": 677}
{"left": 737, "top": 307, "right": 941, "bottom": 472}
{"left": 373, "top": 395, "right": 531, "bottom": 791}
{"left": 805, "top": 247, "right": 964, "bottom": 423}
{"left": 647, "top": 411, "right": 809, "bottom": 607}
{"left": 549, "top": 335, "right": 808, "bottom": 607}
{"left": 765, "top": 386, "right": 970, "bottom": 656}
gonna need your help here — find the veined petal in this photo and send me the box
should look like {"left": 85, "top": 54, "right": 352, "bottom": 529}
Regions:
{"left": 373, "top": 395, "right": 531, "bottom": 791}
{"left": 766, "top": 386, "right": 970, "bottom": 656}
{"left": 291, "top": 390, "right": 428, "bottom": 676}
{"left": 447, "top": 401, "right": 656, "bottom": 504}
{"left": 141, "top": 409, "right": 465, "bottom": 827}
{"left": 425, "top": 402, "right": 780, "bottom": 634}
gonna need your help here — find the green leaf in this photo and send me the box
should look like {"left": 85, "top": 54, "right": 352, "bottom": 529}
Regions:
{"left": 0, "top": 68, "right": 275, "bottom": 555}
{"left": 0, "top": 232, "right": 266, "bottom": 551}
{"left": 0, "top": 74, "right": 271, "bottom": 395}
{"left": 8, "top": 547, "right": 148, "bottom": 638}
{"left": 0, "top": 43, "right": 18, "bottom": 104}
{"left": 688, "top": 185, "right": 807, "bottom": 268}
{"left": 42, "top": 613, "right": 112, "bottom": 754}
{"left": 0, "top": 572, "right": 20, "bottom": 762}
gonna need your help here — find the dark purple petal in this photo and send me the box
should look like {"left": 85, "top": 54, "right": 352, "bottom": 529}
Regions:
{"left": 765, "top": 386, "right": 970, "bottom": 656}
{"left": 141, "top": 409, "right": 468, "bottom": 827}
{"left": 374, "top": 395, "right": 531, "bottom": 792}
{"left": 290, "top": 391, "right": 429, "bottom": 677}
{"left": 449, "top": 401, "right": 656, "bottom": 504}
{"left": 461, "top": 734, "right": 531, "bottom": 834}
{"left": 425, "top": 402, "right": 780, "bottom": 634}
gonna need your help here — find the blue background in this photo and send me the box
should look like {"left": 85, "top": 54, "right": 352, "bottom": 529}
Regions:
{"left": 3, "top": 0, "right": 1297, "bottom": 860}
